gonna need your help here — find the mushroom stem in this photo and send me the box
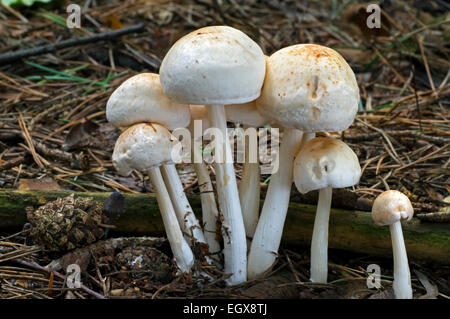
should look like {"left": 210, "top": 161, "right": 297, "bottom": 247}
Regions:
{"left": 310, "top": 186, "right": 332, "bottom": 283}
{"left": 207, "top": 104, "right": 247, "bottom": 285}
{"left": 193, "top": 160, "right": 221, "bottom": 263}
{"left": 247, "top": 128, "right": 304, "bottom": 279}
{"left": 239, "top": 125, "right": 260, "bottom": 238}
{"left": 160, "top": 164, "right": 206, "bottom": 245}
{"left": 147, "top": 167, "right": 194, "bottom": 273}
{"left": 389, "top": 222, "right": 413, "bottom": 299}
{"left": 190, "top": 124, "right": 221, "bottom": 264}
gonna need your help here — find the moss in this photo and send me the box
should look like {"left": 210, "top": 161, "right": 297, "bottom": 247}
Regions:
{"left": 0, "top": 190, "right": 449, "bottom": 264}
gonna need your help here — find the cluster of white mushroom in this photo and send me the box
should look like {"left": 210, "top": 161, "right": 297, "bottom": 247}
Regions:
{"left": 106, "top": 25, "right": 414, "bottom": 298}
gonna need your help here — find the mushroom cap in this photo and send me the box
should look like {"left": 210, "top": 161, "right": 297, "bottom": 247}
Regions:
{"left": 293, "top": 137, "right": 361, "bottom": 194}
{"left": 256, "top": 44, "right": 359, "bottom": 132}
{"left": 106, "top": 73, "right": 191, "bottom": 130}
{"left": 159, "top": 26, "right": 266, "bottom": 105}
{"left": 226, "top": 100, "right": 271, "bottom": 127}
{"left": 372, "top": 190, "right": 414, "bottom": 226}
{"left": 112, "top": 123, "right": 178, "bottom": 176}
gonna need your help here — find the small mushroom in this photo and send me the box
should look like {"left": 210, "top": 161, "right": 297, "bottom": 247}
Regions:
{"left": 372, "top": 190, "right": 414, "bottom": 299}
{"left": 160, "top": 26, "right": 266, "bottom": 285}
{"left": 112, "top": 123, "right": 194, "bottom": 273}
{"left": 293, "top": 137, "right": 361, "bottom": 283}
{"left": 106, "top": 73, "right": 207, "bottom": 249}
{"left": 106, "top": 73, "right": 190, "bottom": 130}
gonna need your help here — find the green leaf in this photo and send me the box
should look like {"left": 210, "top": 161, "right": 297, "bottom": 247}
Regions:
{"left": 1, "top": 0, "right": 52, "bottom": 7}
{"left": 37, "top": 10, "right": 67, "bottom": 27}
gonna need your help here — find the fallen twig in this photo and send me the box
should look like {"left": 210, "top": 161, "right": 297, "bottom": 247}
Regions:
{"left": 0, "top": 23, "right": 145, "bottom": 65}
{"left": 13, "top": 258, "right": 105, "bottom": 299}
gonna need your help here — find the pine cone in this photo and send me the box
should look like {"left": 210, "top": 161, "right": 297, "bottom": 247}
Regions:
{"left": 27, "top": 194, "right": 107, "bottom": 252}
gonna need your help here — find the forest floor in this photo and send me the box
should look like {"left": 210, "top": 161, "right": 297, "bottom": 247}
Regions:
{"left": 0, "top": 0, "right": 448, "bottom": 298}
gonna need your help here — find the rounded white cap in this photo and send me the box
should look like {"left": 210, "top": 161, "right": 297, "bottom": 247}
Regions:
{"left": 256, "top": 44, "right": 359, "bottom": 132}
{"left": 226, "top": 100, "right": 270, "bottom": 127}
{"left": 106, "top": 73, "right": 191, "bottom": 130}
{"left": 372, "top": 190, "right": 414, "bottom": 226}
{"left": 112, "top": 123, "right": 178, "bottom": 175}
{"left": 294, "top": 137, "right": 361, "bottom": 194}
{"left": 159, "top": 26, "right": 266, "bottom": 105}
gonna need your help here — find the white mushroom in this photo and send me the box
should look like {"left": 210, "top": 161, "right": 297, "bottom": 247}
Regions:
{"left": 294, "top": 137, "right": 361, "bottom": 283}
{"left": 248, "top": 44, "right": 360, "bottom": 279}
{"left": 188, "top": 105, "right": 221, "bottom": 263}
{"left": 255, "top": 44, "right": 360, "bottom": 133}
{"left": 106, "top": 73, "right": 206, "bottom": 249}
{"left": 112, "top": 123, "right": 194, "bottom": 272}
{"left": 160, "top": 26, "right": 266, "bottom": 285}
{"left": 190, "top": 102, "right": 268, "bottom": 241}
{"left": 106, "top": 73, "right": 190, "bottom": 130}
{"left": 226, "top": 101, "right": 270, "bottom": 239}
{"left": 372, "top": 190, "right": 414, "bottom": 299}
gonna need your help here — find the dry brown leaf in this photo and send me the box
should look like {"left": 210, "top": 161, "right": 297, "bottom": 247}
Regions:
{"left": 336, "top": 48, "right": 375, "bottom": 65}
{"left": 415, "top": 270, "right": 439, "bottom": 299}
{"left": 103, "top": 14, "right": 124, "bottom": 30}
{"left": 62, "top": 118, "right": 99, "bottom": 151}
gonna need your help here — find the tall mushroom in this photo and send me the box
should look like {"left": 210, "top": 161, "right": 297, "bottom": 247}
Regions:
{"left": 112, "top": 123, "right": 194, "bottom": 272}
{"left": 106, "top": 73, "right": 206, "bottom": 248}
{"left": 190, "top": 102, "right": 268, "bottom": 240}
{"left": 293, "top": 137, "right": 361, "bottom": 283}
{"left": 160, "top": 26, "right": 266, "bottom": 285}
{"left": 372, "top": 190, "right": 414, "bottom": 299}
{"left": 248, "top": 44, "right": 360, "bottom": 279}
{"left": 188, "top": 105, "right": 221, "bottom": 262}
{"left": 227, "top": 101, "right": 269, "bottom": 238}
